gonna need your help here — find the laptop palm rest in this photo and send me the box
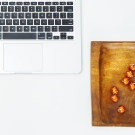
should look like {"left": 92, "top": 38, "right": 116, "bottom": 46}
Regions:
{"left": 3, "top": 43, "right": 43, "bottom": 73}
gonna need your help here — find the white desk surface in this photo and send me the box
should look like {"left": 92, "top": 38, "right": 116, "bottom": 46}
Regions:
{"left": 1, "top": 0, "right": 135, "bottom": 135}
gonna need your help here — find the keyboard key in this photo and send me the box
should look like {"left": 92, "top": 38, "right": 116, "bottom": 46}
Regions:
{"left": 22, "top": 6, "right": 28, "bottom": 12}
{"left": 39, "top": 13, "right": 45, "bottom": 18}
{"left": 59, "top": 26, "right": 73, "bottom": 32}
{"left": 0, "top": 2, "right": 1, "bottom": 5}
{"left": 38, "top": 33, "right": 45, "bottom": 39}
{"left": 68, "top": 36, "right": 74, "bottom": 39}
{"left": 67, "top": 2, "right": 73, "bottom": 5}
{"left": 31, "top": 26, "right": 36, "bottom": 32}
{"left": 67, "top": 13, "right": 73, "bottom": 18}
{"left": 5, "top": 13, "right": 10, "bottom": 18}
{"left": 55, "top": 19, "right": 61, "bottom": 25}
{"left": 24, "top": 26, "right": 29, "bottom": 32}
{"left": 61, "top": 36, "right": 66, "bottom": 39}
{"left": 3, "top": 26, "right": 8, "bottom": 32}
{"left": 2, "top": 2, "right": 8, "bottom": 5}
{"left": 41, "top": 19, "right": 47, "bottom": 25}
{"left": 9, "top": 2, "right": 15, "bottom": 5}
{"left": 46, "top": 13, "right": 52, "bottom": 18}
{"left": 13, "top": 19, "right": 19, "bottom": 25}
{"left": 0, "top": 20, "right": 5, "bottom": 25}
{"left": 53, "top": 13, "right": 59, "bottom": 18}
{"left": 38, "top": 2, "right": 44, "bottom": 5}
{"left": 53, "top": 2, "right": 58, "bottom": 5}
{"left": 43, "top": 6, "right": 48, "bottom": 12}
{"left": 34, "top": 19, "right": 40, "bottom": 25}
{"left": 29, "top": 6, "right": 35, "bottom": 12}
{"left": 62, "top": 19, "right": 73, "bottom": 25}
{"left": 10, "top": 26, "right": 15, "bottom": 32}
{"left": 53, "top": 36, "right": 59, "bottom": 39}
{"left": 48, "top": 19, "right": 54, "bottom": 25}
{"left": 52, "top": 26, "right": 57, "bottom": 32}
{"left": 15, "top": 6, "right": 21, "bottom": 12}
{"left": 25, "top": 13, "right": 31, "bottom": 18}
{"left": 20, "top": 20, "right": 26, "bottom": 25}
{"left": 45, "top": 26, "right": 50, "bottom": 32}
{"left": 6, "top": 19, "right": 12, "bottom": 25}
{"left": 19, "top": 13, "right": 24, "bottom": 18}
{"left": 45, "top": 2, "right": 51, "bottom": 5}
{"left": 50, "top": 6, "right": 55, "bottom": 12}
{"left": 38, "top": 26, "right": 43, "bottom": 32}
{"left": 32, "top": 13, "right": 38, "bottom": 18}
{"left": 31, "top": 2, "right": 37, "bottom": 5}
{"left": 27, "top": 19, "right": 33, "bottom": 25}
{"left": 47, "top": 33, "right": 52, "bottom": 39}
{"left": 0, "top": 13, "right": 3, "bottom": 18}
{"left": 57, "top": 6, "right": 62, "bottom": 12}
{"left": 8, "top": 6, "right": 14, "bottom": 12}
{"left": 36, "top": 6, "right": 42, "bottom": 12}
{"left": 60, "top": 33, "right": 66, "bottom": 39}
{"left": 17, "top": 26, "right": 22, "bottom": 32}
{"left": 60, "top": 13, "right": 66, "bottom": 18}
{"left": 1, "top": 6, "right": 7, "bottom": 12}
{"left": 64, "top": 6, "right": 73, "bottom": 12}
{"left": 12, "top": 13, "right": 17, "bottom": 18}
{"left": 17, "top": 2, "right": 22, "bottom": 5}
{"left": 60, "top": 2, "right": 66, "bottom": 5}
{"left": 3, "top": 33, "right": 36, "bottom": 39}
{"left": 24, "top": 2, "right": 30, "bottom": 5}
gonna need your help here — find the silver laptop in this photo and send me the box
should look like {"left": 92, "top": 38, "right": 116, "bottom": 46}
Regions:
{"left": 0, "top": 0, "right": 81, "bottom": 73}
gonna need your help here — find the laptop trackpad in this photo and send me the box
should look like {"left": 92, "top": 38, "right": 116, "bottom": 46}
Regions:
{"left": 3, "top": 43, "right": 43, "bottom": 72}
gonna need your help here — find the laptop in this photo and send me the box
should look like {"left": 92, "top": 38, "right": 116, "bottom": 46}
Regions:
{"left": 0, "top": 0, "right": 82, "bottom": 74}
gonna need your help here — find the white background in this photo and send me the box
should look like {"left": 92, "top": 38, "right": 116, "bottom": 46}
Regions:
{"left": 1, "top": 0, "right": 135, "bottom": 135}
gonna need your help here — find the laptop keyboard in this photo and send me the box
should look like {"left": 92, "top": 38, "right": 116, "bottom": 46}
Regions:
{"left": 0, "top": 1, "right": 74, "bottom": 40}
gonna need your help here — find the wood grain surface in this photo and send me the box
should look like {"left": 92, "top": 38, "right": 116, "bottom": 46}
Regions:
{"left": 91, "top": 41, "right": 135, "bottom": 126}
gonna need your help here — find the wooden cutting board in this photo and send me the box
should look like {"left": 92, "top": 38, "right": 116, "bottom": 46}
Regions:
{"left": 91, "top": 41, "right": 135, "bottom": 126}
